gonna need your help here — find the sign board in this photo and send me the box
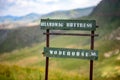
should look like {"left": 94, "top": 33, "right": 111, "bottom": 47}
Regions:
{"left": 40, "top": 19, "right": 96, "bottom": 31}
{"left": 44, "top": 47, "right": 98, "bottom": 60}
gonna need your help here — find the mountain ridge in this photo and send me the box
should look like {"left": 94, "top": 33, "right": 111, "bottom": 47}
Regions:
{"left": 0, "top": 6, "right": 95, "bottom": 23}
{"left": 0, "top": 13, "right": 41, "bottom": 23}
{"left": 88, "top": 0, "right": 120, "bottom": 37}
{"left": 0, "top": 0, "right": 120, "bottom": 53}
{"left": 41, "top": 6, "right": 95, "bottom": 19}
{"left": 0, "top": 0, "right": 120, "bottom": 80}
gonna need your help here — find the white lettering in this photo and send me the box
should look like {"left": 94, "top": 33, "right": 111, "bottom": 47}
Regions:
{"left": 63, "top": 51, "right": 65, "bottom": 55}
{"left": 40, "top": 22, "right": 46, "bottom": 26}
{"left": 66, "top": 23, "right": 69, "bottom": 27}
{"left": 85, "top": 52, "right": 89, "bottom": 57}
{"left": 59, "top": 23, "right": 63, "bottom": 27}
{"left": 54, "top": 23, "right": 58, "bottom": 26}
{"left": 48, "top": 49, "right": 97, "bottom": 59}
{"left": 77, "top": 23, "right": 80, "bottom": 27}
{"left": 91, "top": 52, "right": 96, "bottom": 56}
{"left": 81, "top": 51, "right": 85, "bottom": 56}
{"left": 41, "top": 22, "right": 64, "bottom": 27}
{"left": 69, "top": 23, "right": 73, "bottom": 27}
{"left": 67, "top": 51, "right": 71, "bottom": 56}
{"left": 79, "top": 23, "right": 83, "bottom": 27}
{"left": 76, "top": 52, "right": 80, "bottom": 56}
{"left": 54, "top": 51, "right": 57, "bottom": 55}
{"left": 87, "top": 23, "right": 92, "bottom": 28}
{"left": 72, "top": 52, "right": 75, "bottom": 56}
{"left": 58, "top": 51, "right": 62, "bottom": 55}
{"left": 50, "top": 50, "right": 53, "bottom": 54}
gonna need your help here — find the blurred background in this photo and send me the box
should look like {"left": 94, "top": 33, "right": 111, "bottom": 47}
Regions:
{"left": 0, "top": 0, "right": 120, "bottom": 80}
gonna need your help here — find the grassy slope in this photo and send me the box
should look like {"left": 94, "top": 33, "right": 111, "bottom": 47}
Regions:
{"left": 0, "top": 30, "right": 120, "bottom": 80}
{"left": 0, "top": 0, "right": 120, "bottom": 79}
{"left": 41, "top": 6, "right": 94, "bottom": 19}
{"left": 0, "top": 26, "right": 45, "bottom": 53}
{"left": 0, "top": 16, "right": 120, "bottom": 80}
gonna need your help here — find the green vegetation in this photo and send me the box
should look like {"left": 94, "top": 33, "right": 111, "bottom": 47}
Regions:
{"left": 0, "top": 33, "right": 120, "bottom": 80}
{"left": 42, "top": 6, "right": 94, "bottom": 19}
{"left": 0, "top": 64, "right": 43, "bottom": 80}
{"left": 0, "top": 0, "right": 120, "bottom": 80}
{"left": 0, "top": 26, "right": 45, "bottom": 53}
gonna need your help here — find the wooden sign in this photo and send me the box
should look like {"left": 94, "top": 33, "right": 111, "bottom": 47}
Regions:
{"left": 40, "top": 19, "right": 96, "bottom": 31}
{"left": 40, "top": 18, "right": 99, "bottom": 80}
{"left": 44, "top": 47, "right": 98, "bottom": 60}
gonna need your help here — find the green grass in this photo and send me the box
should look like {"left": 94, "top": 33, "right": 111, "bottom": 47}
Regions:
{"left": 0, "top": 26, "right": 45, "bottom": 53}
{"left": 0, "top": 32, "right": 120, "bottom": 80}
{"left": 1, "top": 0, "right": 120, "bottom": 79}
{"left": 0, "top": 64, "right": 43, "bottom": 80}
{"left": 0, "top": 17, "right": 120, "bottom": 80}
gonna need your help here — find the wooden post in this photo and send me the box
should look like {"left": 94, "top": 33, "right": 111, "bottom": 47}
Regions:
{"left": 45, "top": 29, "right": 49, "bottom": 80}
{"left": 90, "top": 31, "right": 94, "bottom": 80}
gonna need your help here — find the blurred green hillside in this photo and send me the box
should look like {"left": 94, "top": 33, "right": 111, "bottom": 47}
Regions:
{"left": 0, "top": 6, "right": 94, "bottom": 53}
{"left": 0, "top": 26, "right": 44, "bottom": 53}
{"left": 90, "top": 0, "right": 120, "bottom": 37}
{"left": 42, "top": 6, "right": 94, "bottom": 19}
{"left": 0, "top": 0, "right": 120, "bottom": 80}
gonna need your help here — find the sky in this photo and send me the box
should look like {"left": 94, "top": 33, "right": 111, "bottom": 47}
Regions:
{"left": 0, "top": 0, "right": 102, "bottom": 16}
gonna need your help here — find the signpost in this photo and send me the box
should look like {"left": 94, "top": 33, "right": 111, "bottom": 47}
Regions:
{"left": 40, "top": 19, "right": 96, "bottom": 30}
{"left": 44, "top": 47, "right": 98, "bottom": 60}
{"left": 40, "top": 19, "right": 99, "bottom": 80}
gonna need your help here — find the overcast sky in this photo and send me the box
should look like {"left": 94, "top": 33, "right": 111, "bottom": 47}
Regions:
{"left": 0, "top": 0, "right": 102, "bottom": 16}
